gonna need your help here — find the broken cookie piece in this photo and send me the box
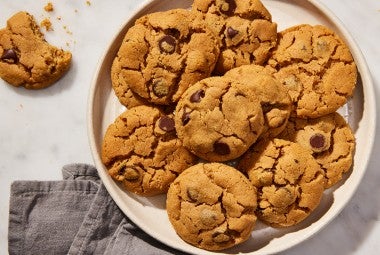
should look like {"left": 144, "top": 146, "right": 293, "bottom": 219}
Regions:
{"left": 0, "top": 11, "right": 72, "bottom": 89}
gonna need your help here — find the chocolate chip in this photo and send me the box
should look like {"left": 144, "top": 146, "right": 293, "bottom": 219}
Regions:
{"left": 123, "top": 166, "right": 140, "bottom": 181}
{"left": 190, "top": 89, "right": 205, "bottom": 103}
{"left": 158, "top": 116, "right": 175, "bottom": 132}
{"left": 212, "top": 232, "right": 230, "bottom": 243}
{"left": 158, "top": 35, "right": 176, "bottom": 54}
{"left": 1, "top": 49, "right": 18, "bottom": 63}
{"left": 116, "top": 165, "right": 140, "bottom": 181}
{"left": 309, "top": 133, "right": 326, "bottom": 149}
{"left": 213, "top": 141, "right": 230, "bottom": 155}
{"left": 152, "top": 79, "right": 169, "bottom": 98}
{"left": 186, "top": 187, "right": 199, "bottom": 201}
{"left": 219, "top": 0, "right": 237, "bottom": 16}
{"left": 226, "top": 27, "right": 238, "bottom": 38}
{"left": 200, "top": 209, "right": 218, "bottom": 226}
{"left": 182, "top": 108, "right": 191, "bottom": 125}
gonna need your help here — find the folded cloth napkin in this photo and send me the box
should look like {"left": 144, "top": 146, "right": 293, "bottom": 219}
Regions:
{"left": 8, "top": 163, "right": 188, "bottom": 255}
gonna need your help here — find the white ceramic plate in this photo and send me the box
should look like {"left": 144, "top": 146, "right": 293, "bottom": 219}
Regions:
{"left": 87, "top": 0, "right": 376, "bottom": 254}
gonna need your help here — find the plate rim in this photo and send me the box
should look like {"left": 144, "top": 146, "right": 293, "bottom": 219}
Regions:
{"left": 87, "top": 0, "right": 377, "bottom": 254}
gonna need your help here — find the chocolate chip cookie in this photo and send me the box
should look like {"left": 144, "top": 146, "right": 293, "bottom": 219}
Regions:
{"left": 102, "top": 105, "right": 197, "bottom": 196}
{"left": 192, "top": 0, "right": 277, "bottom": 74}
{"left": 112, "top": 8, "right": 220, "bottom": 105}
{"left": 166, "top": 163, "right": 257, "bottom": 251}
{"left": 225, "top": 64, "right": 292, "bottom": 139}
{"left": 238, "top": 139, "right": 325, "bottom": 227}
{"left": 174, "top": 76, "right": 265, "bottom": 162}
{"left": 279, "top": 112, "right": 355, "bottom": 188}
{"left": 267, "top": 24, "right": 357, "bottom": 118}
{"left": 111, "top": 58, "right": 150, "bottom": 108}
{"left": 0, "top": 12, "right": 72, "bottom": 89}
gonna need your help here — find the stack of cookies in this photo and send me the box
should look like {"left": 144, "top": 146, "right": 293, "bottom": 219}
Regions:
{"left": 101, "top": 0, "right": 357, "bottom": 251}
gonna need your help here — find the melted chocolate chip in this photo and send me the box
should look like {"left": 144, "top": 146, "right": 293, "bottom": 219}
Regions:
{"left": 158, "top": 35, "right": 176, "bottom": 54}
{"left": 219, "top": 0, "right": 237, "bottom": 16}
{"left": 200, "top": 209, "right": 218, "bottom": 226}
{"left": 187, "top": 187, "right": 199, "bottom": 201}
{"left": 124, "top": 167, "right": 140, "bottom": 181}
{"left": 158, "top": 116, "right": 175, "bottom": 132}
{"left": 309, "top": 133, "right": 326, "bottom": 149}
{"left": 182, "top": 109, "right": 191, "bottom": 125}
{"left": 1, "top": 49, "right": 18, "bottom": 63}
{"left": 190, "top": 89, "right": 205, "bottom": 103}
{"left": 118, "top": 165, "right": 140, "bottom": 181}
{"left": 212, "top": 232, "right": 230, "bottom": 243}
{"left": 152, "top": 79, "right": 169, "bottom": 98}
{"left": 213, "top": 141, "right": 230, "bottom": 155}
{"left": 226, "top": 27, "right": 239, "bottom": 38}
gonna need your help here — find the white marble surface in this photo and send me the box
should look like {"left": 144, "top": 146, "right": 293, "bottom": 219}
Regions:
{"left": 0, "top": 0, "right": 379, "bottom": 254}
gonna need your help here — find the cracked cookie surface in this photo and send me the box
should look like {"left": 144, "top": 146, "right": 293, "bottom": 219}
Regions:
{"left": 166, "top": 163, "right": 257, "bottom": 251}
{"left": 111, "top": 57, "right": 150, "bottom": 108}
{"left": 238, "top": 138, "right": 325, "bottom": 227}
{"left": 112, "top": 9, "right": 220, "bottom": 105}
{"left": 267, "top": 24, "right": 357, "bottom": 118}
{"left": 174, "top": 76, "right": 264, "bottom": 162}
{"left": 192, "top": 0, "right": 277, "bottom": 74}
{"left": 279, "top": 112, "right": 355, "bottom": 188}
{"left": 101, "top": 105, "right": 197, "bottom": 196}
{"left": 225, "top": 64, "right": 292, "bottom": 139}
{"left": 0, "top": 11, "right": 72, "bottom": 89}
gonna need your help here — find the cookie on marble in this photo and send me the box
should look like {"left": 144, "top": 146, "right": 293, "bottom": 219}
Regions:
{"left": 279, "top": 112, "right": 355, "bottom": 188}
{"left": 192, "top": 0, "right": 277, "bottom": 74}
{"left": 174, "top": 76, "right": 264, "bottom": 162}
{"left": 0, "top": 11, "right": 72, "bottom": 89}
{"left": 225, "top": 64, "right": 292, "bottom": 139}
{"left": 238, "top": 138, "right": 325, "bottom": 227}
{"left": 101, "top": 105, "right": 197, "bottom": 196}
{"left": 166, "top": 163, "right": 257, "bottom": 251}
{"left": 267, "top": 24, "right": 357, "bottom": 118}
{"left": 112, "top": 9, "right": 220, "bottom": 105}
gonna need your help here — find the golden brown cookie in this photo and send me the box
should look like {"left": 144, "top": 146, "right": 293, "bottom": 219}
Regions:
{"left": 192, "top": 0, "right": 277, "bottom": 74}
{"left": 101, "top": 105, "right": 197, "bottom": 196}
{"left": 238, "top": 139, "right": 325, "bottom": 227}
{"left": 174, "top": 76, "right": 264, "bottom": 162}
{"left": 111, "top": 58, "right": 150, "bottom": 108}
{"left": 225, "top": 64, "right": 292, "bottom": 139}
{"left": 0, "top": 12, "right": 72, "bottom": 89}
{"left": 279, "top": 112, "right": 355, "bottom": 188}
{"left": 166, "top": 163, "right": 257, "bottom": 251}
{"left": 112, "top": 9, "right": 220, "bottom": 105}
{"left": 267, "top": 24, "right": 357, "bottom": 118}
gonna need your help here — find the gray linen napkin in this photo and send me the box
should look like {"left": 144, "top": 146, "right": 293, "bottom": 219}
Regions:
{"left": 8, "top": 163, "right": 187, "bottom": 255}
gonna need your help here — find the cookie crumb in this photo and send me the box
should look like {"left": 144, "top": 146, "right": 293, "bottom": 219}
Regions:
{"left": 86, "top": 1, "right": 91, "bottom": 6}
{"left": 63, "top": 25, "right": 73, "bottom": 35}
{"left": 57, "top": 16, "right": 62, "bottom": 21}
{"left": 40, "top": 18, "right": 53, "bottom": 31}
{"left": 44, "top": 2, "right": 54, "bottom": 12}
